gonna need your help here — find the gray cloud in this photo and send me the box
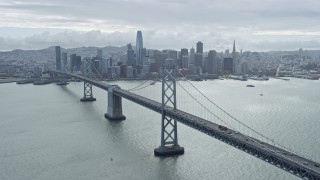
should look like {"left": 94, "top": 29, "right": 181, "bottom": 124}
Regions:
{"left": 0, "top": 30, "right": 135, "bottom": 51}
{"left": 0, "top": 0, "right": 319, "bottom": 51}
{"left": 1, "top": 30, "right": 320, "bottom": 52}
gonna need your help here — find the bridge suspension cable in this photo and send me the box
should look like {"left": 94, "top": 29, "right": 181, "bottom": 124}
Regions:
{"left": 176, "top": 79, "right": 236, "bottom": 130}
{"left": 89, "top": 61, "right": 104, "bottom": 81}
{"left": 127, "top": 80, "right": 151, "bottom": 91}
{"left": 174, "top": 68, "right": 313, "bottom": 160}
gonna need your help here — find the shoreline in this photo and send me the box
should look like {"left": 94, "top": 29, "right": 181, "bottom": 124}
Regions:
{"left": 0, "top": 78, "right": 22, "bottom": 84}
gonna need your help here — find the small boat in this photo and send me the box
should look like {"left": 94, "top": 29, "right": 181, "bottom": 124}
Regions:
{"left": 16, "top": 79, "right": 35, "bottom": 84}
{"left": 150, "top": 81, "right": 156, "bottom": 85}
{"left": 33, "top": 80, "right": 52, "bottom": 85}
{"left": 246, "top": 84, "right": 255, "bottom": 87}
{"left": 191, "top": 77, "right": 203, "bottom": 81}
{"left": 56, "top": 82, "right": 69, "bottom": 85}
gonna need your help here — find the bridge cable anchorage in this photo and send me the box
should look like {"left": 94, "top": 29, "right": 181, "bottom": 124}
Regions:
{"left": 175, "top": 68, "right": 314, "bottom": 160}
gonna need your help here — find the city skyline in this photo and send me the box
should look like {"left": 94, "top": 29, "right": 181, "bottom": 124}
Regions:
{"left": 0, "top": 0, "right": 319, "bottom": 52}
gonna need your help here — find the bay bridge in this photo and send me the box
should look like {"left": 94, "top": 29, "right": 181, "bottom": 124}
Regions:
{"left": 49, "top": 58, "right": 320, "bottom": 180}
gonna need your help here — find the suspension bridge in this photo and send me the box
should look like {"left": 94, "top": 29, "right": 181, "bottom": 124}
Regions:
{"left": 48, "top": 58, "right": 320, "bottom": 180}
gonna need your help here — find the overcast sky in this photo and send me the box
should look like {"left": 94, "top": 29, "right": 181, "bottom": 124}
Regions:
{"left": 0, "top": 0, "right": 320, "bottom": 52}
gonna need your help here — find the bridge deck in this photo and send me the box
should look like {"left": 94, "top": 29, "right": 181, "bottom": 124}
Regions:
{"left": 52, "top": 70, "right": 320, "bottom": 179}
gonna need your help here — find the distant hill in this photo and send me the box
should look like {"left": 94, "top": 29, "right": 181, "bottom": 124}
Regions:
{"left": 262, "top": 50, "right": 320, "bottom": 57}
{"left": 0, "top": 46, "right": 127, "bottom": 63}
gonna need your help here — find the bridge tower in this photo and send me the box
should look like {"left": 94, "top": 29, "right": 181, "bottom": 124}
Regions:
{"left": 154, "top": 65, "right": 184, "bottom": 156}
{"left": 57, "top": 52, "right": 69, "bottom": 85}
{"left": 80, "top": 57, "right": 96, "bottom": 102}
{"left": 104, "top": 85, "right": 126, "bottom": 120}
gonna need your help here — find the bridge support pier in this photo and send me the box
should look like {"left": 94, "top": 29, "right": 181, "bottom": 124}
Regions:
{"left": 105, "top": 86, "right": 126, "bottom": 120}
{"left": 80, "top": 57, "right": 96, "bottom": 102}
{"left": 154, "top": 65, "right": 184, "bottom": 157}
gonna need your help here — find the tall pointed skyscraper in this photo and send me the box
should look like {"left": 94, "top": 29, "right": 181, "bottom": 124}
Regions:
{"left": 136, "top": 31, "right": 143, "bottom": 66}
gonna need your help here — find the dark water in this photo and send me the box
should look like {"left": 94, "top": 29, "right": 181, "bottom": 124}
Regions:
{"left": 0, "top": 78, "right": 319, "bottom": 180}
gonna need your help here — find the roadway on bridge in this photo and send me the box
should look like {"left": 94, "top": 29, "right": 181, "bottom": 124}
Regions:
{"left": 51, "top": 70, "right": 320, "bottom": 179}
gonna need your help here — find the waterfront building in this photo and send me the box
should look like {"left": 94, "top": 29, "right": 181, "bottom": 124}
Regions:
{"left": 120, "top": 65, "right": 127, "bottom": 78}
{"left": 241, "top": 62, "right": 249, "bottom": 74}
{"left": 223, "top": 57, "right": 233, "bottom": 74}
{"left": 235, "top": 64, "right": 242, "bottom": 75}
{"left": 127, "top": 66, "right": 134, "bottom": 78}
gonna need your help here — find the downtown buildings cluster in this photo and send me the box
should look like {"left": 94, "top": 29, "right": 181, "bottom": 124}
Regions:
{"left": 55, "top": 31, "right": 249, "bottom": 80}
{"left": 1, "top": 30, "right": 320, "bottom": 80}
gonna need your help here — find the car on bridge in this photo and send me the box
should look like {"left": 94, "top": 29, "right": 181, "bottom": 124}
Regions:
{"left": 218, "top": 125, "right": 228, "bottom": 131}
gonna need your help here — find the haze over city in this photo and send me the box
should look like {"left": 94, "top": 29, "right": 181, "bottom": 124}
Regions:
{"left": 0, "top": 0, "right": 320, "bottom": 51}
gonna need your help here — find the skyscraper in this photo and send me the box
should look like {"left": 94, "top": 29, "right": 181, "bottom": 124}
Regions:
{"left": 207, "top": 50, "right": 217, "bottom": 74}
{"left": 299, "top": 48, "right": 303, "bottom": 60}
{"left": 182, "top": 55, "right": 189, "bottom": 69}
{"left": 136, "top": 31, "right": 143, "bottom": 66}
{"left": 70, "top": 54, "right": 76, "bottom": 70}
{"left": 180, "top": 48, "right": 188, "bottom": 68}
{"left": 194, "top": 53, "right": 203, "bottom": 67}
{"left": 196, "top": 41, "right": 203, "bottom": 53}
{"left": 232, "top": 40, "right": 236, "bottom": 55}
{"left": 55, "top": 46, "right": 61, "bottom": 70}
{"left": 127, "top": 43, "right": 135, "bottom": 66}
{"left": 196, "top": 42, "right": 203, "bottom": 72}
{"left": 97, "top": 49, "right": 103, "bottom": 60}
{"left": 61, "top": 52, "right": 67, "bottom": 72}
{"left": 154, "top": 50, "right": 167, "bottom": 71}
{"left": 232, "top": 40, "right": 237, "bottom": 73}
{"left": 223, "top": 57, "right": 233, "bottom": 74}
{"left": 70, "top": 54, "right": 81, "bottom": 71}
{"left": 189, "top": 47, "right": 195, "bottom": 64}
